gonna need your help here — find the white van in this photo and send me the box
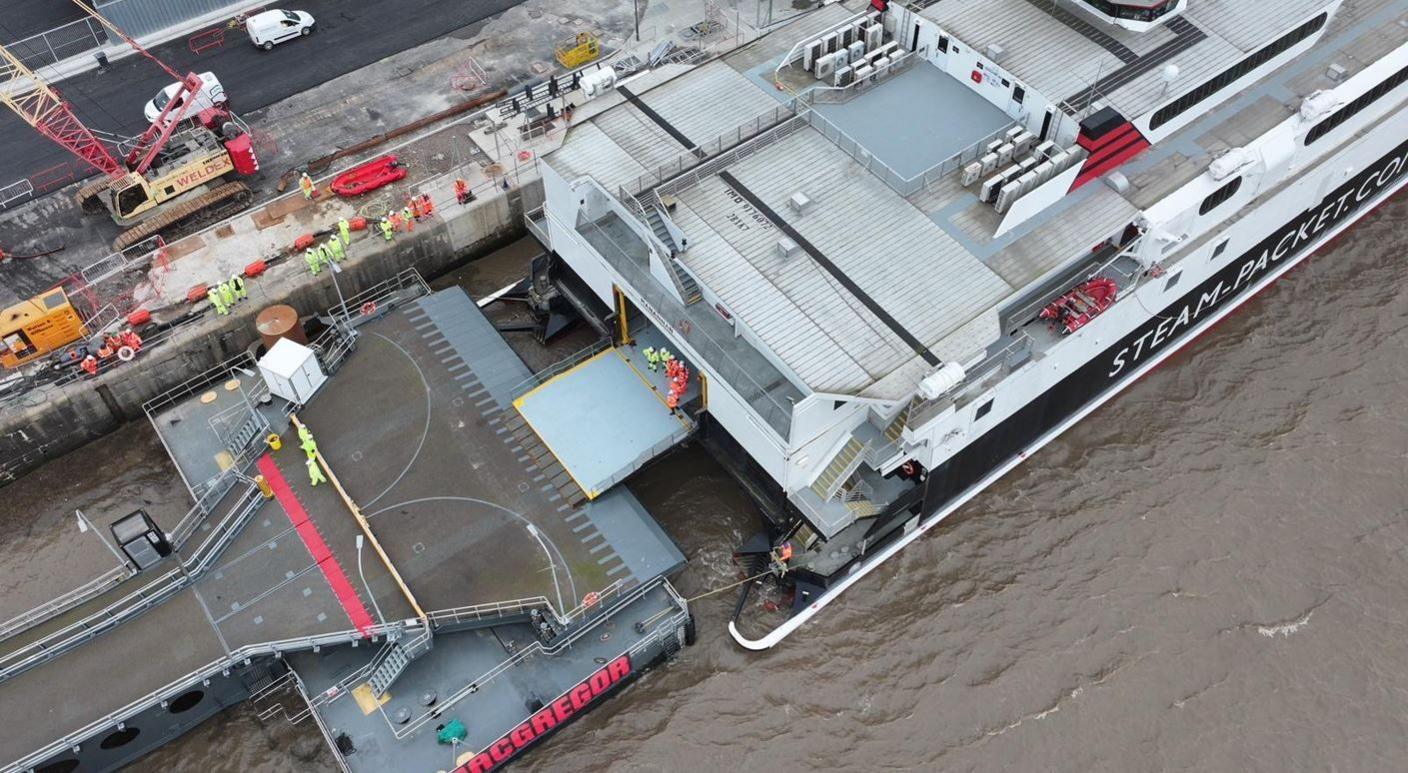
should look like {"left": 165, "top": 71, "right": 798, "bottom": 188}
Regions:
{"left": 246, "top": 9, "right": 316, "bottom": 50}
{"left": 143, "top": 72, "right": 226, "bottom": 123}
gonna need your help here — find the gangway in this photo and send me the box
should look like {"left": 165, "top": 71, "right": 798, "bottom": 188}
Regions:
{"left": 513, "top": 329, "right": 699, "bottom": 499}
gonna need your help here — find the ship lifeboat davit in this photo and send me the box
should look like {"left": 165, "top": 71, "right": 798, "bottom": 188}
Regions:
{"left": 1039, "top": 276, "right": 1119, "bottom": 334}
{"left": 330, "top": 155, "right": 406, "bottom": 197}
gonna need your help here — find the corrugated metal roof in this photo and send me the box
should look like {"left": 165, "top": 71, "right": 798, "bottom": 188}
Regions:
{"left": 676, "top": 128, "right": 1014, "bottom": 397}
{"left": 548, "top": 122, "right": 649, "bottom": 193}
{"left": 921, "top": 0, "right": 1123, "bottom": 108}
{"left": 643, "top": 60, "right": 783, "bottom": 147}
{"left": 1187, "top": 0, "right": 1339, "bottom": 52}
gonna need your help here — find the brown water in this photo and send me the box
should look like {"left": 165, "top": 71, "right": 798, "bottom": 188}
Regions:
{"left": 4, "top": 196, "right": 1404, "bottom": 772}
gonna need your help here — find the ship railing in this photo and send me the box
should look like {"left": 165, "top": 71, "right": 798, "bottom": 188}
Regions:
{"left": 524, "top": 205, "right": 550, "bottom": 247}
{"left": 905, "top": 332, "right": 1035, "bottom": 432}
{"left": 649, "top": 111, "right": 808, "bottom": 201}
{"left": 307, "top": 322, "right": 358, "bottom": 378}
{"left": 561, "top": 208, "right": 796, "bottom": 438}
{"left": 295, "top": 620, "right": 430, "bottom": 717}
{"left": 142, "top": 352, "right": 261, "bottom": 425}
{"left": 510, "top": 338, "right": 613, "bottom": 399}
{"left": 0, "top": 178, "right": 34, "bottom": 210}
{"left": 6, "top": 619, "right": 409, "bottom": 773}
{"left": 0, "top": 480, "right": 263, "bottom": 681}
{"left": 386, "top": 577, "right": 685, "bottom": 741}
{"left": 428, "top": 594, "right": 558, "bottom": 627}
{"left": 804, "top": 105, "right": 1017, "bottom": 197}
{"left": 327, "top": 266, "right": 431, "bottom": 327}
{"left": 618, "top": 102, "right": 800, "bottom": 198}
{"left": 0, "top": 564, "right": 130, "bottom": 643}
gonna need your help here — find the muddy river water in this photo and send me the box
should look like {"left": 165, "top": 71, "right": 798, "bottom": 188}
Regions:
{"left": 3, "top": 195, "right": 1404, "bottom": 772}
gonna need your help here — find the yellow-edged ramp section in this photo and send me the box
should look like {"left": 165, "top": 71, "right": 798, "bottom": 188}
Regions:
{"left": 513, "top": 344, "right": 697, "bottom": 499}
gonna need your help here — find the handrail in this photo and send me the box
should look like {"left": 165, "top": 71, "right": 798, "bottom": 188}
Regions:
{"left": 6, "top": 618, "right": 408, "bottom": 772}
{"left": 428, "top": 595, "right": 555, "bottom": 626}
{"left": 617, "top": 102, "right": 800, "bottom": 197}
{"left": 387, "top": 578, "right": 684, "bottom": 740}
{"left": 510, "top": 338, "right": 612, "bottom": 398}
{"left": 0, "top": 564, "right": 130, "bottom": 642}
{"left": 0, "top": 481, "right": 263, "bottom": 682}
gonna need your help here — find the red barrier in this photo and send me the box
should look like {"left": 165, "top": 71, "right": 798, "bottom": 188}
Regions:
{"left": 29, "top": 162, "right": 78, "bottom": 194}
{"left": 189, "top": 27, "right": 225, "bottom": 55}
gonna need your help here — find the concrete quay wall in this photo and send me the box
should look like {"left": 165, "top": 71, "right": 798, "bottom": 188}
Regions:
{"left": 0, "top": 184, "right": 539, "bottom": 485}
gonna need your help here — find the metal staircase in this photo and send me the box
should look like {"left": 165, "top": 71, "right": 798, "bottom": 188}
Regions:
{"left": 643, "top": 205, "right": 679, "bottom": 254}
{"left": 367, "top": 644, "right": 410, "bottom": 698}
{"left": 809, "top": 436, "right": 866, "bottom": 502}
{"left": 367, "top": 628, "right": 434, "bottom": 698}
{"left": 643, "top": 205, "right": 702, "bottom": 305}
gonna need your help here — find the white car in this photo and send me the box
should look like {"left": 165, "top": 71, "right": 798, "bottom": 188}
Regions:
{"left": 143, "top": 72, "right": 226, "bottom": 124}
{"left": 246, "top": 9, "right": 316, "bottom": 50}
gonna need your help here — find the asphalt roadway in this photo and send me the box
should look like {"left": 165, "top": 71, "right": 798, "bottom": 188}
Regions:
{"left": 0, "top": 0, "right": 522, "bottom": 188}
{"left": 0, "top": 1, "right": 88, "bottom": 44}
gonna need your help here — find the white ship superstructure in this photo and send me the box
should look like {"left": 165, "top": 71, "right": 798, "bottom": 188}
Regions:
{"left": 530, "top": 0, "right": 1408, "bottom": 647}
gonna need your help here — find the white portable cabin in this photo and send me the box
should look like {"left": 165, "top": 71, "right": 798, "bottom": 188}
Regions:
{"left": 258, "top": 338, "right": 327, "bottom": 405}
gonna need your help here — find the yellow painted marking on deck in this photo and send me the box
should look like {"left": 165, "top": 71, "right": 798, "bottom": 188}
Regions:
{"left": 291, "top": 413, "right": 427, "bottom": 621}
{"left": 214, "top": 450, "right": 234, "bottom": 471}
{"left": 352, "top": 682, "right": 390, "bottom": 715}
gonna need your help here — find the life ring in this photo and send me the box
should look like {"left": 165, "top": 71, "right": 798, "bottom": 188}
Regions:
{"left": 116, "top": 346, "right": 136, "bottom": 362}
{"left": 582, "top": 591, "right": 600, "bottom": 607}
{"left": 517, "top": 150, "right": 533, "bottom": 161}
{"left": 360, "top": 301, "right": 377, "bottom": 316}
{"left": 901, "top": 460, "right": 916, "bottom": 477}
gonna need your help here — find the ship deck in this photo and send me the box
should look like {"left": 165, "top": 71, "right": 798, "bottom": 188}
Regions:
{"left": 0, "top": 285, "right": 685, "bottom": 769}
{"left": 547, "top": 0, "right": 1406, "bottom": 404}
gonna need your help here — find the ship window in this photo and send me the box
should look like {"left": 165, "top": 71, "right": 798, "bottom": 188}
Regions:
{"left": 1150, "top": 12, "right": 1328, "bottom": 131}
{"left": 975, "top": 400, "right": 993, "bottom": 420}
{"left": 1199, "top": 176, "right": 1242, "bottom": 215}
{"left": 1164, "top": 271, "right": 1182, "bottom": 291}
{"left": 99, "top": 727, "right": 140, "bottom": 749}
{"left": 938, "top": 36, "right": 949, "bottom": 54}
{"left": 169, "top": 688, "right": 204, "bottom": 713}
{"left": 1306, "top": 63, "right": 1408, "bottom": 145}
{"left": 1012, "top": 84, "right": 1025, "bottom": 105}
{"left": 1211, "top": 239, "right": 1229, "bottom": 260}
{"left": 35, "top": 761, "right": 79, "bottom": 773}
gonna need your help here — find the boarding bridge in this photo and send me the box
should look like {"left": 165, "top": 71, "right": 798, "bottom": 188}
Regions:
{"left": 511, "top": 324, "right": 700, "bottom": 500}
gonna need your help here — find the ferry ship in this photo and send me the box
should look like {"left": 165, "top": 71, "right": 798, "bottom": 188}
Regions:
{"left": 526, "top": 0, "right": 1408, "bottom": 648}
